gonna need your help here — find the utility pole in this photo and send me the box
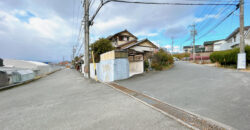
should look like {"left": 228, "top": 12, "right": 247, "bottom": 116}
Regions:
{"left": 72, "top": 45, "right": 76, "bottom": 61}
{"left": 191, "top": 24, "right": 197, "bottom": 62}
{"left": 84, "top": 0, "right": 90, "bottom": 78}
{"left": 237, "top": 0, "right": 246, "bottom": 69}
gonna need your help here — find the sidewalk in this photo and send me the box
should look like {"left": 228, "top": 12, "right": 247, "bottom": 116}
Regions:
{"left": 0, "top": 69, "right": 188, "bottom": 130}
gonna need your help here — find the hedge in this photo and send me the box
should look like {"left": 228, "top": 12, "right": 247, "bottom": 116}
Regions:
{"left": 151, "top": 49, "right": 174, "bottom": 70}
{"left": 172, "top": 53, "right": 190, "bottom": 60}
{"left": 210, "top": 45, "right": 250, "bottom": 65}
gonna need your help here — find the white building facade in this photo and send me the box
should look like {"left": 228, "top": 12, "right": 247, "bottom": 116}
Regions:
{"left": 213, "top": 26, "right": 250, "bottom": 51}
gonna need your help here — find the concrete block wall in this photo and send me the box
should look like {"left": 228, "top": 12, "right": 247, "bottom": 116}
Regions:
{"left": 129, "top": 61, "right": 144, "bottom": 75}
{"left": 90, "top": 58, "right": 129, "bottom": 82}
{"left": 89, "top": 50, "right": 130, "bottom": 82}
{"left": 114, "top": 58, "right": 129, "bottom": 81}
{"left": 99, "top": 59, "right": 115, "bottom": 82}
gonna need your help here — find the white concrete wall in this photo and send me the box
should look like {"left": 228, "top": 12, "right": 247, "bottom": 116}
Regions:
{"left": 129, "top": 61, "right": 144, "bottom": 76}
{"left": 89, "top": 59, "right": 129, "bottom": 82}
{"left": 90, "top": 63, "right": 99, "bottom": 79}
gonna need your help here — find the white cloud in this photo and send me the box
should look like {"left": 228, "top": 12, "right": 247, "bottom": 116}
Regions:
{"left": 135, "top": 31, "right": 158, "bottom": 37}
{"left": 164, "top": 45, "right": 171, "bottom": 49}
{"left": 92, "top": 16, "right": 132, "bottom": 36}
{"left": 26, "top": 16, "right": 71, "bottom": 40}
{"left": 164, "top": 45, "right": 181, "bottom": 53}
{"left": 0, "top": 9, "right": 74, "bottom": 62}
{"left": 194, "top": 14, "right": 219, "bottom": 23}
{"left": 0, "top": 0, "right": 203, "bottom": 61}
{"left": 151, "top": 40, "right": 160, "bottom": 47}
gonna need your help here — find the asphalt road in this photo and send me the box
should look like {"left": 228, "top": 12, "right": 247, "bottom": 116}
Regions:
{"left": 0, "top": 68, "right": 188, "bottom": 130}
{"left": 117, "top": 61, "right": 250, "bottom": 130}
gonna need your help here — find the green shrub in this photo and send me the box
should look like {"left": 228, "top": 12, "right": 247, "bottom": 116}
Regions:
{"left": 173, "top": 53, "right": 190, "bottom": 60}
{"left": 144, "top": 60, "right": 149, "bottom": 71}
{"left": 210, "top": 45, "right": 250, "bottom": 65}
{"left": 90, "top": 38, "right": 114, "bottom": 62}
{"left": 151, "top": 49, "right": 174, "bottom": 70}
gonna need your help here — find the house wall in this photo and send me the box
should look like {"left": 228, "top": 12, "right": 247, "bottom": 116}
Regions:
{"left": 245, "top": 31, "right": 250, "bottom": 45}
{"left": 120, "top": 41, "right": 137, "bottom": 49}
{"left": 220, "top": 42, "right": 233, "bottom": 51}
{"left": 129, "top": 61, "right": 144, "bottom": 76}
{"left": 89, "top": 50, "right": 129, "bottom": 82}
{"left": 90, "top": 58, "right": 129, "bottom": 82}
{"left": 226, "top": 30, "right": 249, "bottom": 48}
{"left": 205, "top": 45, "right": 213, "bottom": 52}
{"left": 114, "top": 58, "right": 129, "bottom": 81}
{"left": 184, "top": 48, "right": 192, "bottom": 53}
{"left": 214, "top": 40, "right": 226, "bottom": 51}
{"left": 246, "top": 39, "right": 250, "bottom": 45}
{"left": 113, "top": 32, "right": 137, "bottom": 46}
{"left": 90, "top": 63, "right": 100, "bottom": 79}
{"left": 131, "top": 46, "right": 155, "bottom": 52}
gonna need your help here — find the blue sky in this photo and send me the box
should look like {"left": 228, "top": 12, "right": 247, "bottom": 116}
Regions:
{"left": 0, "top": 0, "right": 249, "bottom": 62}
{"left": 15, "top": 11, "right": 35, "bottom": 23}
{"left": 144, "top": 3, "right": 250, "bottom": 52}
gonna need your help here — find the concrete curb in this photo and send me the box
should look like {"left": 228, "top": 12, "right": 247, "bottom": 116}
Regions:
{"left": 105, "top": 82, "right": 235, "bottom": 130}
{"left": 0, "top": 69, "right": 62, "bottom": 91}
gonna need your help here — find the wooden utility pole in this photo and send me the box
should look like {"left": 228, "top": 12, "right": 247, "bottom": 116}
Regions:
{"left": 191, "top": 24, "right": 197, "bottom": 62}
{"left": 84, "top": 0, "right": 90, "bottom": 78}
{"left": 72, "top": 45, "right": 76, "bottom": 61}
{"left": 237, "top": 0, "right": 246, "bottom": 69}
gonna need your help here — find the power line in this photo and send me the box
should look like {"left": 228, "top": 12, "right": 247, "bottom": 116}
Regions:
{"left": 196, "top": 4, "right": 239, "bottom": 41}
{"left": 182, "top": 0, "right": 237, "bottom": 45}
{"left": 196, "top": 0, "right": 235, "bottom": 31}
{"left": 74, "top": 2, "right": 84, "bottom": 55}
{"left": 109, "top": 0, "right": 238, "bottom": 6}
{"left": 71, "top": 0, "right": 77, "bottom": 46}
{"left": 185, "top": 0, "right": 240, "bottom": 3}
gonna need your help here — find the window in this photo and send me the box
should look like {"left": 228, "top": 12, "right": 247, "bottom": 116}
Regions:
{"left": 119, "top": 36, "right": 130, "bottom": 41}
{"left": 123, "top": 36, "right": 127, "bottom": 41}
{"left": 119, "top": 36, "right": 123, "bottom": 41}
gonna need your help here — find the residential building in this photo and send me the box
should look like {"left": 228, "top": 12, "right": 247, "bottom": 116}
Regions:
{"left": 107, "top": 29, "right": 159, "bottom": 76}
{"left": 225, "top": 26, "right": 250, "bottom": 48}
{"left": 213, "top": 26, "right": 250, "bottom": 51}
{"left": 183, "top": 46, "right": 193, "bottom": 53}
{"left": 183, "top": 45, "right": 204, "bottom": 53}
{"left": 213, "top": 40, "right": 227, "bottom": 51}
{"left": 107, "top": 30, "right": 159, "bottom": 61}
{"left": 107, "top": 30, "right": 138, "bottom": 47}
{"left": 203, "top": 40, "right": 220, "bottom": 52}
